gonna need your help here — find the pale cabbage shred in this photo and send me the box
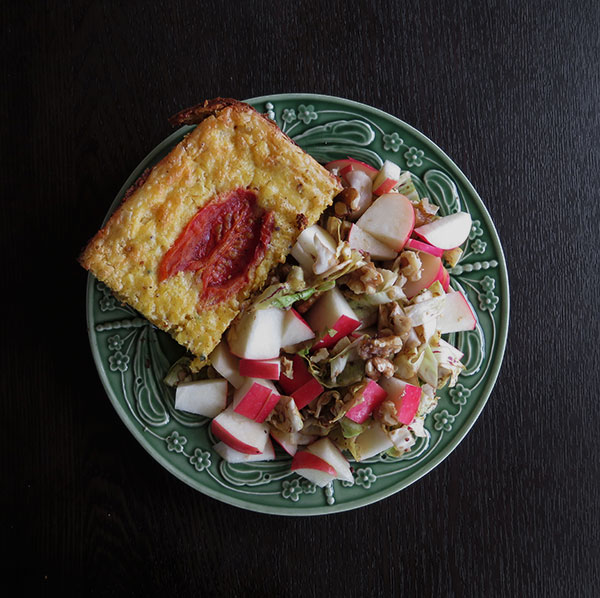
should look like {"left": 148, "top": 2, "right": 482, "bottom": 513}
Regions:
{"left": 167, "top": 166, "right": 468, "bottom": 468}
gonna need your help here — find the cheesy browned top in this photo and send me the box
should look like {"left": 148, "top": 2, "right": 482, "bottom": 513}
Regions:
{"left": 80, "top": 100, "right": 342, "bottom": 368}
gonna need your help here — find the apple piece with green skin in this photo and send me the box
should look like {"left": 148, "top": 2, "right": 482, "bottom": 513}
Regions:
{"left": 214, "top": 438, "right": 275, "bottom": 463}
{"left": 227, "top": 307, "right": 284, "bottom": 360}
{"left": 306, "top": 438, "right": 354, "bottom": 484}
{"left": 324, "top": 157, "right": 378, "bottom": 181}
{"left": 278, "top": 353, "right": 314, "bottom": 395}
{"left": 405, "top": 238, "right": 444, "bottom": 257}
{"left": 356, "top": 193, "right": 415, "bottom": 251}
{"left": 291, "top": 450, "right": 337, "bottom": 487}
{"left": 211, "top": 406, "right": 269, "bottom": 454}
{"left": 402, "top": 251, "right": 445, "bottom": 299}
{"left": 232, "top": 378, "right": 277, "bottom": 422}
{"left": 270, "top": 429, "right": 317, "bottom": 456}
{"left": 239, "top": 357, "right": 280, "bottom": 380}
{"left": 414, "top": 211, "right": 472, "bottom": 250}
{"left": 290, "top": 224, "right": 337, "bottom": 273}
{"left": 379, "top": 377, "right": 422, "bottom": 425}
{"left": 345, "top": 379, "right": 388, "bottom": 424}
{"left": 291, "top": 377, "right": 324, "bottom": 409}
{"left": 281, "top": 308, "right": 315, "bottom": 349}
{"left": 353, "top": 422, "right": 394, "bottom": 461}
{"left": 437, "top": 290, "right": 477, "bottom": 333}
{"left": 372, "top": 160, "right": 401, "bottom": 195}
{"left": 345, "top": 170, "right": 374, "bottom": 219}
{"left": 348, "top": 224, "right": 398, "bottom": 260}
{"left": 175, "top": 379, "right": 228, "bottom": 418}
{"left": 306, "top": 287, "right": 361, "bottom": 350}
{"left": 209, "top": 342, "right": 245, "bottom": 389}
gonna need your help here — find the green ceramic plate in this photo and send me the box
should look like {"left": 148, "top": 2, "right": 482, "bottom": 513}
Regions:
{"left": 86, "top": 94, "right": 509, "bottom": 515}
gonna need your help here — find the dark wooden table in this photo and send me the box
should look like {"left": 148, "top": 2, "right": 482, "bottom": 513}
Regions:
{"left": 3, "top": 1, "right": 599, "bottom": 596}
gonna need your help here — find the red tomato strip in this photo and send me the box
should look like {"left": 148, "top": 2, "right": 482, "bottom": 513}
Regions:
{"left": 158, "top": 189, "right": 274, "bottom": 308}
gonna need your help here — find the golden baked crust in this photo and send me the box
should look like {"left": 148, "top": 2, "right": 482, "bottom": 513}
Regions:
{"left": 80, "top": 99, "right": 341, "bottom": 368}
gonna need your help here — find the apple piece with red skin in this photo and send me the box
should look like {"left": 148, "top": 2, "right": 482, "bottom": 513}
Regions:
{"left": 291, "top": 450, "right": 337, "bottom": 487}
{"left": 405, "top": 238, "right": 444, "bottom": 258}
{"left": 306, "top": 287, "right": 361, "bottom": 350}
{"left": 175, "top": 379, "right": 228, "bottom": 418}
{"left": 402, "top": 252, "right": 445, "bottom": 298}
{"left": 278, "top": 353, "right": 314, "bottom": 395}
{"left": 324, "top": 157, "right": 378, "bottom": 181}
{"left": 254, "top": 389, "right": 281, "bottom": 423}
{"left": 232, "top": 378, "right": 277, "bottom": 421}
{"left": 379, "top": 377, "right": 422, "bottom": 426}
{"left": 356, "top": 193, "right": 415, "bottom": 251}
{"left": 437, "top": 290, "right": 477, "bottom": 333}
{"left": 209, "top": 342, "right": 245, "bottom": 389}
{"left": 270, "top": 429, "right": 317, "bottom": 456}
{"left": 227, "top": 307, "right": 284, "bottom": 360}
{"left": 372, "top": 160, "right": 401, "bottom": 195}
{"left": 211, "top": 406, "right": 269, "bottom": 454}
{"left": 348, "top": 224, "right": 398, "bottom": 261}
{"left": 281, "top": 308, "right": 315, "bottom": 348}
{"left": 239, "top": 358, "right": 280, "bottom": 380}
{"left": 345, "top": 379, "right": 388, "bottom": 424}
{"left": 413, "top": 211, "right": 472, "bottom": 250}
{"left": 291, "top": 377, "right": 324, "bottom": 409}
{"left": 306, "top": 438, "right": 354, "bottom": 484}
{"left": 440, "top": 266, "right": 450, "bottom": 291}
{"left": 214, "top": 438, "right": 275, "bottom": 463}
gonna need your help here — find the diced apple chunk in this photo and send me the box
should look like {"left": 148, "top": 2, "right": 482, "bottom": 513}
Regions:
{"left": 175, "top": 379, "right": 228, "bottom": 418}
{"left": 356, "top": 193, "right": 415, "bottom": 251}
{"left": 211, "top": 406, "right": 270, "bottom": 454}
{"left": 209, "top": 342, "right": 244, "bottom": 389}
{"left": 214, "top": 438, "right": 275, "bottom": 463}
{"left": 414, "top": 211, "right": 472, "bottom": 250}
{"left": 306, "top": 287, "right": 360, "bottom": 349}
{"left": 348, "top": 224, "right": 398, "bottom": 260}
{"left": 307, "top": 438, "right": 354, "bottom": 484}
{"left": 227, "top": 307, "right": 284, "bottom": 360}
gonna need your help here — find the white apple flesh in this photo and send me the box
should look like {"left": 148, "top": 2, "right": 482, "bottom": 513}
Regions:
{"left": 291, "top": 450, "right": 337, "bottom": 487}
{"left": 306, "top": 287, "right": 360, "bottom": 349}
{"left": 372, "top": 160, "right": 401, "bottom": 195}
{"left": 214, "top": 438, "right": 275, "bottom": 463}
{"left": 437, "top": 290, "right": 477, "bottom": 333}
{"left": 174, "top": 379, "right": 228, "bottom": 418}
{"left": 209, "top": 342, "right": 244, "bottom": 389}
{"left": 354, "top": 423, "right": 394, "bottom": 461}
{"left": 356, "top": 193, "right": 415, "bottom": 251}
{"left": 281, "top": 308, "right": 315, "bottom": 348}
{"left": 211, "top": 406, "right": 269, "bottom": 454}
{"left": 414, "top": 211, "right": 472, "bottom": 250}
{"left": 227, "top": 307, "right": 284, "bottom": 360}
{"left": 348, "top": 224, "right": 398, "bottom": 260}
{"left": 306, "top": 438, "right": 354, "bottom": 484}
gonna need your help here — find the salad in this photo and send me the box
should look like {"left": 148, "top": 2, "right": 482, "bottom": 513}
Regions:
{"left": 166, "top": 157, "right": 477, "bottom": 488}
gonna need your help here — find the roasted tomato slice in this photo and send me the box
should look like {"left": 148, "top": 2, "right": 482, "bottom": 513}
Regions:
{"left": 158, "top": 189, "right": 274, "bottom": 308}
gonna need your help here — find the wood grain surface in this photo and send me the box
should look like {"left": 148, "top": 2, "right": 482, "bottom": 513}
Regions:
{"left": 2, "top": 1, "right": 599, "bottom": 596}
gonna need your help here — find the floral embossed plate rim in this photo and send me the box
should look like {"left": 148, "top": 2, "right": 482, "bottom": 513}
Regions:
{"left": 86, "top": 93, "right": 509, "bottom": 516}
